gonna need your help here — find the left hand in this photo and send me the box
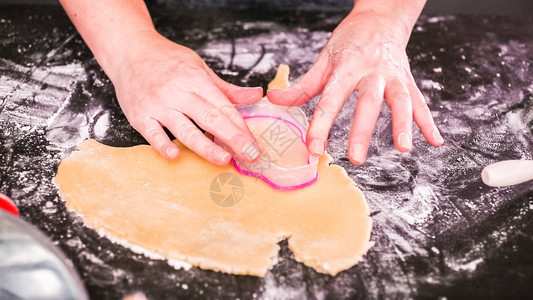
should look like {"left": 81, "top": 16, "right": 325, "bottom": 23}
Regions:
{"left": 266, "top": 10, "right": 444, "bottom": 164}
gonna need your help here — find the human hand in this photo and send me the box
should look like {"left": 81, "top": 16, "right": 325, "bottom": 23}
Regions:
{"left": 267, "top": 10, "right": 444, "bottom": 164}
{"left": 109, "top": 31, "right": 263, "bottom": 165}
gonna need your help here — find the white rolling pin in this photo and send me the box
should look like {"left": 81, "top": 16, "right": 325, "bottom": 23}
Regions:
{"left": 481, "top": 160, "right": 533, "bottom": 187}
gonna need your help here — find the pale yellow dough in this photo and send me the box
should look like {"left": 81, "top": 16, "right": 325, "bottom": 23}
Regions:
{"left": 267, "top": 64, "right": 290, "bottom": 90}
{"left": 55, "top": 139, "right": 372, "bottom": 276}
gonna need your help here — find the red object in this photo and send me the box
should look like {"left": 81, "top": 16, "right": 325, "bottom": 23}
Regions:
{"left": 0, "top": 193, "right": 19, "bottom": 216}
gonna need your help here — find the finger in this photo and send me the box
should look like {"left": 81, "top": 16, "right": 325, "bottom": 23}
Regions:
{"left": 347, "top": 76, "right": 386, "bottom": 165}
{"left": 408, "top": 81, "right": 444, "bottom": 147}
{"left": 131, "top": 117, "right": 180, "bottom": 160}
{"left": 173, "top": 92, "right": 262, "bottom": 162}
{"left": 306, "top": 66, "right": 359, "bottom": 156}
{"left": 193, "top": 80, "right": 259, "bottom": 153}
{"left": 161, "top": 110, "right": 231, "bottom": 165}
{"left": 199, "top": 81, "right": 255, "bottom": 138}
{"left": 227, "top": 87, "right": 264, "bottom": 105}
{"left": 207, "top": 68, "right": 263, "bottom": 105}
{"left": 267, "top": 51, "right": 330, "bottom": 106}
{"left": 384, "top": 78, "right": 413, "bottom": 152}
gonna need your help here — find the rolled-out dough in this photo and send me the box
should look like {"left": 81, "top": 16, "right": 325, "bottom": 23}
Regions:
{"left": 55, "top": 139, "right": 372, "bottom": 276}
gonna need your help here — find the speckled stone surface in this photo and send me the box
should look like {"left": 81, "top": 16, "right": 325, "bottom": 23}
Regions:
{"left": 1, "top": 4, "right": 532, "bottom": 299}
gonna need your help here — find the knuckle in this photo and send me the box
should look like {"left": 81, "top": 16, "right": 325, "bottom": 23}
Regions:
{"left": 359, "top": 91, "right": 383, "bottom": 107}
{"left": 205, "top": 146, "right": 221, "bottom": 161}
{"left": 200, "top": 106, "right": 224, "bottom": 125}
{"left": 132, "top": 118, "right": 159, "bottom": 140}
{"left": 317, "top": 98, "right": 341, "bottom": 117}
{"left": 177, "top": 123, "right": 198, "bottom": 143}
{"left": 392, "top": 91, "right": 411, "bottom": 102}
{"left": 147, "top": 129, "right": 164, "bottom": 143}
{"left": 219, "top": 105, "right": 241, "bottom": 121}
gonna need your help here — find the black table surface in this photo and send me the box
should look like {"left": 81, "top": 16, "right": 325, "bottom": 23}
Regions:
{"left": 1, "top": 4, "right": 532, "bottom": 300}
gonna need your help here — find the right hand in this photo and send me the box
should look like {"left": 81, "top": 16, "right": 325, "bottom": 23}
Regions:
{"left": 265, "top": 11, "right": 444, "bottom": 164}
{"left": 108, "top": 30, "right": 264, "bottom": 165}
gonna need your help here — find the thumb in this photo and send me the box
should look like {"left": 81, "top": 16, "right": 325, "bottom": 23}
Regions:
{"left": 225, "top": 85, "right": 264, "bottom": 105}
{"left": 267, "top": 52, "right": 330, "bottom": 106}
{"left": 207, "top": 68, "right": 263, "bottom": 105}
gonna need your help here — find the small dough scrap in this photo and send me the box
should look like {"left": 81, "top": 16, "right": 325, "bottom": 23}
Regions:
{"left": 267, "top": 64, "right": 290, "bottom": 90}
{"left": 55, "top": 139, "right": 372, "bottom": 276}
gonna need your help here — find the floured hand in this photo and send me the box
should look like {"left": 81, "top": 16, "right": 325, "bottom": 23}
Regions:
{"left": 266, "top": 5, "right": 444, "bottom": 164}
{"left": 109, "top": 31, "right": 264, "bottom": 164}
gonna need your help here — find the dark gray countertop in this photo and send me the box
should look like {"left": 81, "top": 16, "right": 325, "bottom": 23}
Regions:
{"left": 1, "top": 4, "right": 532, "bottom": 300}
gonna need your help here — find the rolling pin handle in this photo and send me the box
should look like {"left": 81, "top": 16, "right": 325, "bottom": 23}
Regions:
{"left": 481, "top": 160, "right": 533, "bottom": 187}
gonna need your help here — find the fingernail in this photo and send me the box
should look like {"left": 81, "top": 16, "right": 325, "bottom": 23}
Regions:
{"left": 242, "top": 142, "right": 261, "bottom": 161}
{"left": 398, "top": 132, "right": 412, "bottom": 151}
{"left": 267, "top": 88, "right": 289, "bottom": 95}
{"left": 244, "top": 86, "right": 263, "bottom": 91}
{"left": 243, "top": 86, "right": 263, "bottom": 97}
{"left": 266, "top": 89, "right": 278, "bottom": 97}
{"left": 166, "top": 147, "right": 178, "bottom": 158}
{"left": 432, "top": 129, "right": 444, "bottom": 144}
{"left": 350, "top": 144, "right": 366, "bottom": 164}
{"left": 309, "top": 139, "right": 325, "bottom": 156}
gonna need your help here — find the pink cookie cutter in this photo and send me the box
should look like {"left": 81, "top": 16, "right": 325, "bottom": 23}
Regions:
{"left": 221, "top": 101, "right": 319, "bottom": 191}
